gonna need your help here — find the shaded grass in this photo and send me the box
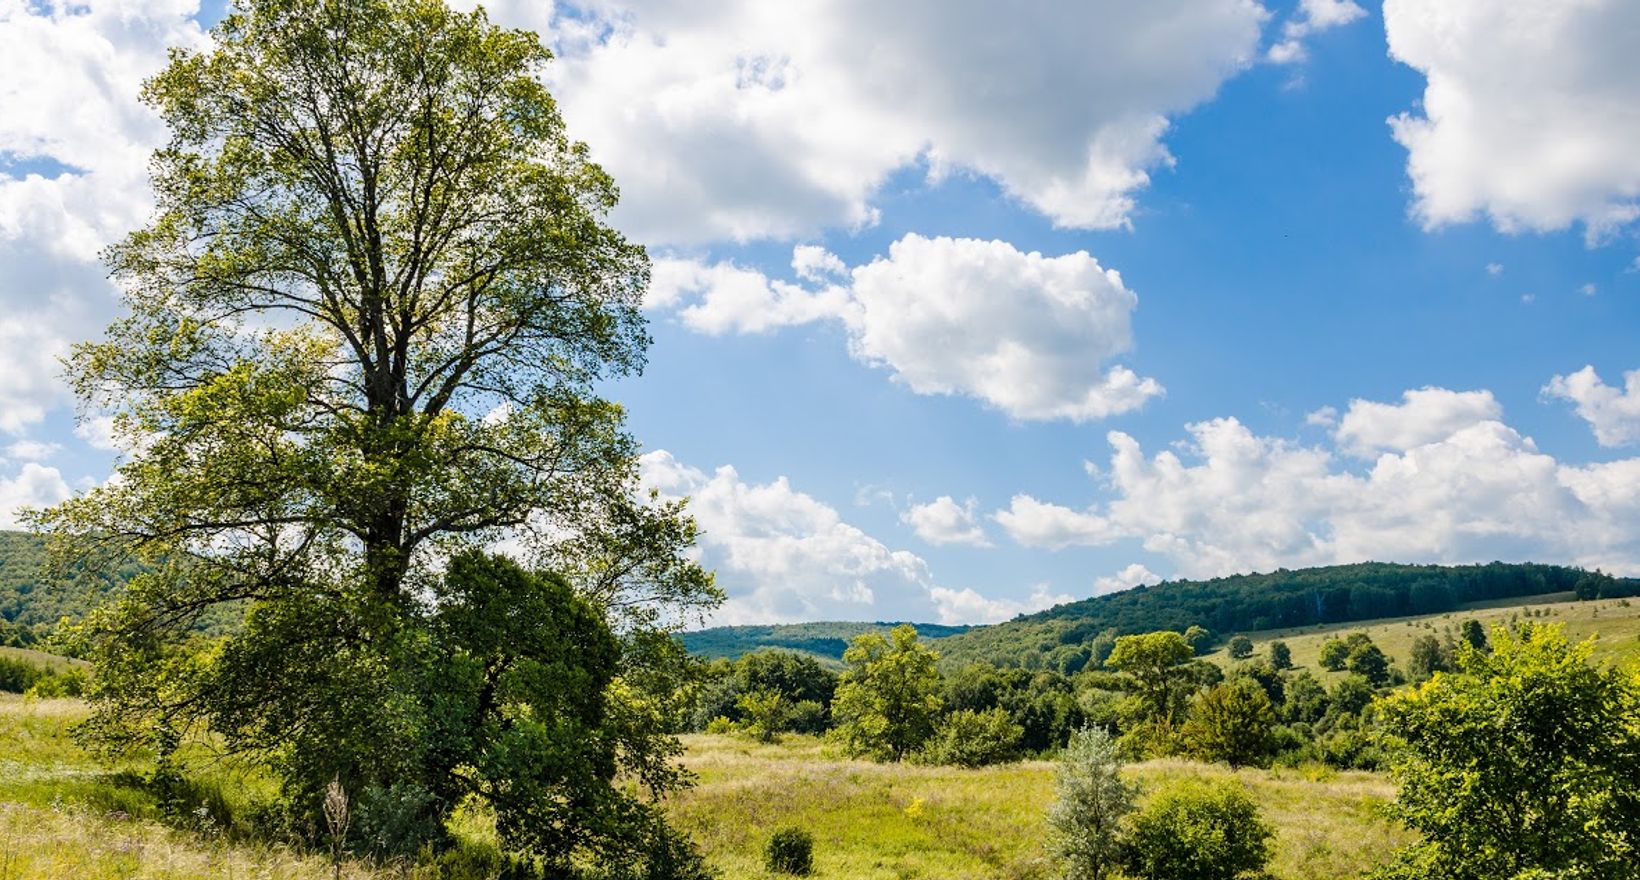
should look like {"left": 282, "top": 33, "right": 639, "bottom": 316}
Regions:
{"left": 1207, "top": 595, "right": 1640, "bottom": 679}
{"left": 666, "top": 734, "right": 1411, "bottom": 879}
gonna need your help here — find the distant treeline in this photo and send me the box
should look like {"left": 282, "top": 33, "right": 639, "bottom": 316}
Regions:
{"left": 680, "top": 620, "right": 972, "bottom": 662}
{"left": 0, "top": 530, "right": 148, "bottom": 648}
{"left": 934, "top": 561, "right": 1638, "bottom": 670}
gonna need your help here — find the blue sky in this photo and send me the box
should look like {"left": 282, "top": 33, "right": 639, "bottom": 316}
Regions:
{"left": 2, "top": 0, "right": 1639, "bottom": 626}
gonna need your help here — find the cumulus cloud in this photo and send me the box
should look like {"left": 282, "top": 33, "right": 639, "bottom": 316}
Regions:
{"left": 652, "top": 236, "right": 1163, "bottom": 421}
{"left": 927, "top": 584, "right": 1073, "bottom": 626}
{"left": 1334, "top": 387, "right": 1502, "bottom": 457}
{"left": 640, "top": 450, "right": 1039, "bottom": 625}
{"left": 1385, "top": 0, "right": 1640, "bottom": 238}
{"left": 902, "top": 496, "right": 990, "bottom": 547}
{"left": 0, "top": 2, "right": 209, "bottom": 436}
{"left": 1268, "top": 0, "right": 1367, "bottom": 64}
{"left": 1093, "top": 563, "right": 1163, "bottom": 595}
{"left": 463, "top": 0, "right": 1269, "bottom": 243}
{"left": 4, "top": 439, "right": 61, "bottom": 462}
{"left": 0, "top": 462, "right": 71, "bottom": 529}
{"left": 1544, "top": 365, "right": 1640, "bottom": 447}
{"left": 996, "top": 387, "right": 1640, "bottom": 578}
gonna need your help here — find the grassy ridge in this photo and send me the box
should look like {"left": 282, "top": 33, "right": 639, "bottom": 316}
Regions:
{"left": 680, "top": 621, "right": 971, "bottom": 663}
{"left": 1208, "top": 594, "right": 1640, "bottom": 678}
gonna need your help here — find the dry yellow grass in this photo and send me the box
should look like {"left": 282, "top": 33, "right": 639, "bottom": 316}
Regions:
{"left": 1209, "top": 595, "right": 1640, "bottom": 679}
{"left": 667, "top": 734, "right": 1411, "bottom": 880}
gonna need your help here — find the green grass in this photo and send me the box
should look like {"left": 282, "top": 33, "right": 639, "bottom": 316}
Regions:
{"left": 1208, "top": 595, "right": 1640, "bottom": 679}
{"left": 667, "top": 734, "right": 1410, "bottom": 879}
{"left": 0, "top": 646, "right": 87, "bottom": 674}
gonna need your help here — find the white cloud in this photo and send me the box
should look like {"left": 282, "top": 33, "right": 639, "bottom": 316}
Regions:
{"left": 996, "top": 389, "right": 1640, "bottom": 578}
{"left": 1544, "top": 365, "right": 1640, "bottom": 447}
{"left": 1334, "top": 387, "right": 1502, "bottom": 457}
{"left": 1385, "top": 0, "right": 1640, "bottom": 238}
{"left": 1486, "top": 262, "right": 1504, "bottom": 277}
{"left": 1580, "top": 282, "right": 1598, "bottom": 297}
{"left": 652, "top": 236, "right": 1163, "bottom": 421}
{"left": 927, "top": 584, "right": 1073, "bottom": 626}
{"left": 640, "top": 450, "right": 1037, "bottom": 625}
{"left": 4, "top": 439, "right": 61, "bottom": 462}
{"left": 1304, "top": 405, "right": 1339, "bottom": 427}
{"left": 0, "top": 2, "right": 209, "bottom": 436}
{"left": 902, "top": 496, "right": 990, "bottom": 547}
{"left": 1093, "top": 563, "right": 1163, "bottom": 595}
{"left": 467, "top": 0, "right": 1269, "bottom": 243}
{"left": 0, "top": 462, "right": 71, "bottom": 529}
{"left": 1268, "top": 0, "right": 1366, "bottom": 64}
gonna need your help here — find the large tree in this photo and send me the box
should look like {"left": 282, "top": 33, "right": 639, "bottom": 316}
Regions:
{"left": 38, "top": 0, "right": 718, "bottom": 868}
{"left": 831, "top": 625, "right": 943, "bottom": 761}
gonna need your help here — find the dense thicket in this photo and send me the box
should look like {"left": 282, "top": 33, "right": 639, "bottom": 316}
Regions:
{"left": 935, "top": 562, "right": 1635, "bottom": 669}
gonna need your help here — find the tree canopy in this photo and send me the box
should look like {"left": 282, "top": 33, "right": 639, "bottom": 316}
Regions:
{"left": 35, "top": 0, "right": 718, "bottom": 870}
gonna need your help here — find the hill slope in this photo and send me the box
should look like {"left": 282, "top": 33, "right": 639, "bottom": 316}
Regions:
{"left": 0, "top": 531, "right": 148, "bottom": 647}
{"left": 680, "top": 621, "right": 971, "bottom": 662}
{"left": 932, "top": 561, "right": 1637, "bottom": 669}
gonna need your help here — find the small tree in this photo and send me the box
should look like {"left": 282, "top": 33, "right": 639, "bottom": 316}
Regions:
{"left": 1373, "top": 624, "right": 1640, "bottom": 879}
{"left": 1267, "top": 640, "right": 1292, "bottom": 671}
{"left": 1181, "top": 679, "right": 1276, "bottom": 769}
{"left": 1406, "top": 634, "right": 1450, "bottom": 680}
{"left": 917, "top": 708, "right": 1023, "bottom": 767}
{"left": 1459, "top": 619, "right": 1490, "bottom": 652}
{"left": 735, "top": 689, "right": 788, "bottom": 743}
{"left": 1346, "top": 642, "right": 1391, "bottom": 686}
{"left": 1318, "top": 637, "right": 1350, "bottom": 671}
{"left": 1123, "top": 779, "right": 1273, "bottom": 880}
{"left": 831, "top": 625, "right": 942, "bottom": 761}
{"left": 1047, "top": 727, "right": 1137, "bottom": 880}
{"left": 1226, "top": 636, "right": 1253, "bottom": 660}
{"left": 1182, "top": 625, "right": 1212, "bottom": 656}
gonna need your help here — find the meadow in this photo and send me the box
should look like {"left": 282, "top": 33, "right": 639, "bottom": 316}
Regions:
{"left": 0, "top": 694, "right": 1410, "bottom": 880}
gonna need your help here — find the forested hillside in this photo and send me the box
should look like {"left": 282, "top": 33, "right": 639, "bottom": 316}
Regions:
{"left": 0, "top": 531, "right": 147, "bottom": 647}
{"left": 680, "top": 620, "right": 971, "bottom": 661}
{"left": 933, "top": 561, "right": 1638, "bottom": 669}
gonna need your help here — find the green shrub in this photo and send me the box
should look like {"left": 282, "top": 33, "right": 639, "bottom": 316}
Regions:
{"left": 1122, "top": 779, "right": 1273, "bottom": 880}
{"left": 916, "top": 707, "right": 1023, "bottom": 767}
{"left": 764, "top": 826, "right": 814, "bottom": 875}
{"left": 0, "top": 655, "right": 44, "bottom": 693}
{"left": 704, "top": 715, "right": 737, "bottom": 735}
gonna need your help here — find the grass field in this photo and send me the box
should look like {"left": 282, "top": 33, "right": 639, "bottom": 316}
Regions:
{"left": 0, "top": 645, "right": 87, "bottom": 673}
{"left": 668, "top": 735, "right": 1409, "bottom": 879}
{"left": 0, "top": 696, "right": 1409, "bottom": 880}
{"left": 1207, "top": 594, "right": 1640, "bottom": 679}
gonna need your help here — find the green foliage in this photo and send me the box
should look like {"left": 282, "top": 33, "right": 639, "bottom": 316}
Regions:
{"left": 0, "top": 655, "right": 44, "bottom": 693}
{"left": 764, "top": 827, "right": 814, "bottom": 876}
{"left": 734, "top": 689, "right": 787, "bottom": 743}
{"left": 1226, "top": 636, "right": 1253, "bottom": 660}
{"left": 1266, "top": 640, "right": 1292, "bottom": 670}
{"left": 1345, "top": 641, "right": 1391, "bottom": 686}
{"left": 1406, "top": 634, "right": 1452, "bottom": 680}
{"left": 1182, "top": 625, "right": 1212, "bottom": 655}
{"left": 692, "top": 649, "right": 837, "bottom": 734}
{"left": 1374, "top": 624, "right": 1640, "bottom": 880}
{"left": 832, "top": 625, "right": 942, "bottom": 761}
{"left": 1459, "top": 618, "right": 1490, "bottom": 652}
{"left": 31, "top": 0, "right": 719, "bottom": 872}
{"left": 1106, "top": 631, "right": 1196, "bottom": 726}
{"left": 916, "top": 707, "right": 1023, "bottom": 768}
{"left": 1182, "top": 679, "right": 1277, "bottom": 769}
{"left": 1122, "top": 779, "right": 1274, "bottom": 880}
{"left": 1046, "top": 726, "right": 1136, "bottom": 880}
{"left": 1318, "top": 637, "right": 1350, "bottom": 671}
{"left": 680, "top": 621, "right": 970, "bottom": 663}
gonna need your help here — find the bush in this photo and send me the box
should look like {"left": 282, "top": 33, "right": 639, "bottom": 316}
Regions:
{"left": 764, "top": 827, "right": 814, "bottom": 875}
{"left": 1123, "top": 779, "right": 1273, "bottom": 880}
{"left": 916, "top": 707, "right": 1023, "bottom": 767}
{"left": 1226, "top": 636, "right": 1253, "bottom": 660}
{"left": 0, "top": 655, "right": 44, "bottom": 693}
{"left": 1267, "top": 641, "right": 1292, "bottom": 670}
